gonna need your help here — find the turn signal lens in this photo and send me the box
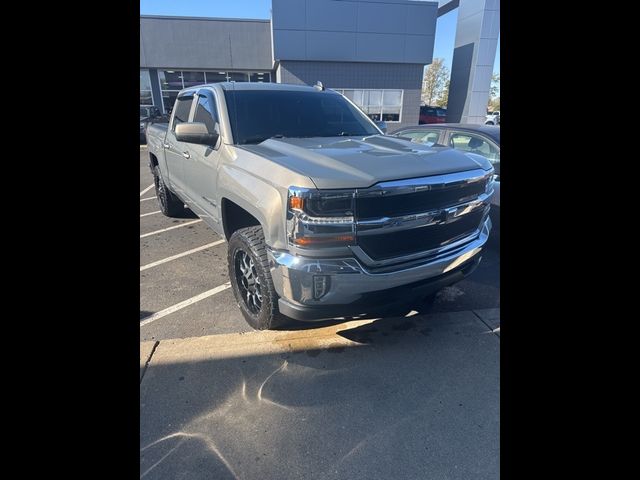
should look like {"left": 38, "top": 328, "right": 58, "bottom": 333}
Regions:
{"left": 293, "top": 235, "right": 354, "bottom": 246}
{"left": 289, "top": 196, "right": 304, "bottom": 210}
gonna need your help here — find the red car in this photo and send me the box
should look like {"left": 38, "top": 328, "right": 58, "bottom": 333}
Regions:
{"left": 419, "top": 106, "right": 447, "bottom": 124}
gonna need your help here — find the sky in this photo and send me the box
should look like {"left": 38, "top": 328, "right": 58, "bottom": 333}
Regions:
{"left": 140, "top": 0, "right": 500, "bottom": 76}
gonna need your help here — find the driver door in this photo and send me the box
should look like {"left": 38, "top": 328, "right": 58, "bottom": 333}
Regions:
{"left": 164, "top": 93, "right": 196, "bottom": 201}
{"left": 181, "top": 89, "right": 223, "bottom": 226}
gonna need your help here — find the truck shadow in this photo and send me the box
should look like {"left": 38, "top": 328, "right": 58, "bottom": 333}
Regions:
{"left": 175, "top": 208, "right": 199, "bottom": 219}
{"left": 281, "top": 306, "right": 446, "bottom": 346}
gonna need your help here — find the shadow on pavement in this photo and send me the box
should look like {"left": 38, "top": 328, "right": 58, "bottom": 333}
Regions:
{"left": 140, "top": 311, "right": 499, "bottom": 480}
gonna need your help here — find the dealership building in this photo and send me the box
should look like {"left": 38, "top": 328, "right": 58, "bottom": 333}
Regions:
{"left": 140, "top": 0, "right": 499, "bottom": 128}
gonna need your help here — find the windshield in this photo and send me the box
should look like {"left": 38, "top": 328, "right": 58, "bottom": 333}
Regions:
{"left": 224, "top": 89, "right": 380, "bottom": 145}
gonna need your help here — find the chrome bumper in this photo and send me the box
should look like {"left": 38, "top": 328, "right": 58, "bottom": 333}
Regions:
{"left": 268, "top": 216, "right": 491, "bottom": 316}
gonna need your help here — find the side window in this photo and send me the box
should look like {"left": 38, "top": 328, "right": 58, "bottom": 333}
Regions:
{"left": 398, "top": 130, "right": 440, "bottom": 145}
{"left": 193, "top": 94, "right": 218, "bottom": 134}
{"left": 449, "top": 133, "right": 499, "bottom": 161}
{"left": 171, "top": 95, "right": 194, "bottom": 131}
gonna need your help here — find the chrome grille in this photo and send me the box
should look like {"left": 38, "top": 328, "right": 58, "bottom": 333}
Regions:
{"left": 354, "top": 169, "right": 493, "bottom": 262}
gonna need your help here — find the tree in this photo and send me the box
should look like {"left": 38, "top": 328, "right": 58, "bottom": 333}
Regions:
{"left": 488, "top": 74, "right": 500, "bottom": 111}
{"left": 489, "top": 73, "right": 500, "bottom": 98}
{"left": 422, "top": 58, "right": 449, "bottom": 106}
{"left": 435, "top": 80, "right": 449, "bottom": 108}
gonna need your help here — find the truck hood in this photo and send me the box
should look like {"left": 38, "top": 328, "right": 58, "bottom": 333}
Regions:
{"left": 238, "top": 135, "right": 492, "bottom": 189}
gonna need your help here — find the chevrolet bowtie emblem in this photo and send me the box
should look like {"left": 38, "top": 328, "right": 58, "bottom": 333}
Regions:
{"left": 439, "top": 206, "right": 458, "bottom": 222}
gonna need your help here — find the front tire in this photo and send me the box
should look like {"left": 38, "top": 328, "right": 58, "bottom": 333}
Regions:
{"left": 153, "top": 165, "right": 184, "bottom": 217}
{"left": 228, "top": 226, "right": 286, "bottom": 330}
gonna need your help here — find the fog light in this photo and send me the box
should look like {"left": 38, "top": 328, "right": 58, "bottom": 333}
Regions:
{"left": 313, "top": 275, "right": 329, "bottom": 299}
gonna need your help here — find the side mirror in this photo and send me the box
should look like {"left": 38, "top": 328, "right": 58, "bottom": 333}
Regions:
{"left": 375, "top": 120, "right": 387, "bottom": 133}
{"left": 175, "top": 122, "right": 219, "bottom": 146}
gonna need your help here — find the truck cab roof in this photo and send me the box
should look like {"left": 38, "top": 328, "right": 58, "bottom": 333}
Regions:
{"left": 181, "top": 82, "right": 338, "bottom": 95}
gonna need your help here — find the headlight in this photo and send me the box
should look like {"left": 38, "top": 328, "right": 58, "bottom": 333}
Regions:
{"left": 287, "top": 187, "right": 355, "bottom": 248}
{"left": 140, "top": 122, "right": 145, "bottom": 129}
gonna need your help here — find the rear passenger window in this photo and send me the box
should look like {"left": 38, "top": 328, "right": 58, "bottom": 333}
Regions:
{"left": 397, "top": 130, "right": 440, "bottom": 145}
{"left": 172, "top": 95, "right": 193, "bottom": 131}
{"left": 449, "top": 133, "right": 499, "bottom": 161}
{"left": 194, "top": 94, "right": 218, "bottom": 134}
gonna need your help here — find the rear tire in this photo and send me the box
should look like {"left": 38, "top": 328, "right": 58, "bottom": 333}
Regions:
{"left": 153, "top": 165, "right": 184, "bottom": 217}
{"left": 228, "top": 226, "right": 287, "bottom": 330}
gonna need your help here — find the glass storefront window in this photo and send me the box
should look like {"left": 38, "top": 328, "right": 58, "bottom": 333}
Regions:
{"left": 249, "top": 72, "right": 271, "bottom": 82}
{"left": 140, "top": 70, "right": 152, "bottom": 91}
{"left": 335, "top": 89, "right": 403, "bottom": 122}
{"left": 381, "top": 90, "right": 402, "bottom": 122}
{"left": 158, "top": 70, "right": 274, "bottom": 112}
{"left": 140, "top": 91, "right": 153, "bottom": 106}
{"left": 181, "top": 71, "right": 205, "bottom": 88}
{"left": 140, "top": 70, "right": 153, "bottom": 106}
{"left": 364, "top": 90, "right": 382, "bottom": 108}
{"left": 158, "top": 71, "right": 183, "bottom": 90}
{"left": 381, "top": 110, "right": 400, "bottom": 122}
{"left": 383, "top": 90, "right": 402, "bottom": 107}
{"left": 162, "top": 91, "right": 180, "bottom": 114}
{"left": 227, "top": 72, "right": 249, "bottom": 82}
{"left": 205, "top": 72, "right": 228, "bottom": 83}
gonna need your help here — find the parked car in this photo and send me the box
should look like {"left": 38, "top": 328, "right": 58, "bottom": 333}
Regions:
{"left": 140, "top": 105, "right": 168, "bottom": 143}
{"left": 390, "top": 123, "right": 500, "bottom": 233}
{"left": 146, "top": 83, "right": 495, "bottom": 330}
{"left": 485, "top": 111, "right": 500, "bottom": 125}
{"left": 419, "top": 105, "right": 447, "bottom": 124}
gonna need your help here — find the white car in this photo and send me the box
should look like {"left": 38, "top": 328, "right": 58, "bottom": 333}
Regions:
{"left": 485, "top": 111, "right": 500, "bottom": 125}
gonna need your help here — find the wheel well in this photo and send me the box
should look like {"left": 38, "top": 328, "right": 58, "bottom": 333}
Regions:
{"left": 221, "top": 198, "right": 261, "bottom": 240}
{"left": 149, "top": 153, "right": 159, "bottom": 168}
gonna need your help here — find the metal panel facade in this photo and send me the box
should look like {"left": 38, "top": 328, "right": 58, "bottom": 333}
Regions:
{"left": 140, "top": 16, "right": 273, "bottom": 70}
{"left": 272, "top": 0, "right": 438, "bottom": 64}
{"left": 446, "top": 0, "right": 500, "bottom": 124}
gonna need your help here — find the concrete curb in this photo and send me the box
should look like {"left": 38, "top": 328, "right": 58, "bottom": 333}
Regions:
{"left": 141, "top": 309, "right": 500, "bottom": 371}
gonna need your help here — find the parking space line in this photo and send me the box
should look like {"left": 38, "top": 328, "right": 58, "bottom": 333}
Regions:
{"left": 140, "top": 240, "right": 225, "bottom": 271}
{"left": 140, "top": 219, "right": 202, "bottom": 239}
{"left": 140, "top": 283, "right": 232, "bottom": 327}
{"left": 140, "top": 210, "right": 162, "bottom": 218}
{"left": 140, "top": 196, "right": 157, "bottom": 202}
{"left": 140, "top": 184, "right": 154, "bottom": 197}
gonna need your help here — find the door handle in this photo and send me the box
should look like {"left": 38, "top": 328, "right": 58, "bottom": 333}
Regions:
{"left": 163, "top": 143, "right": 172, "bottom": 149}
{"left": 182, "top": 151, "right": 190, "bottom": 159}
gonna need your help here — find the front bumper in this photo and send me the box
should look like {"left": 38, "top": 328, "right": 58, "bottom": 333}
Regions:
{"left": 269, "top": 216, "right": 491, "bottom": 321}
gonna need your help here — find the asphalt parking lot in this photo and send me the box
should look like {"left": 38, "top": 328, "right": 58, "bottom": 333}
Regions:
{"left": 140, "top": 144, "right": 500, "bottom": 479}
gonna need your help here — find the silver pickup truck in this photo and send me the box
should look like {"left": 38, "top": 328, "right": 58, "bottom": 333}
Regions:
{"left": 146, "top": 82, "right": 494, "bottom": 330}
